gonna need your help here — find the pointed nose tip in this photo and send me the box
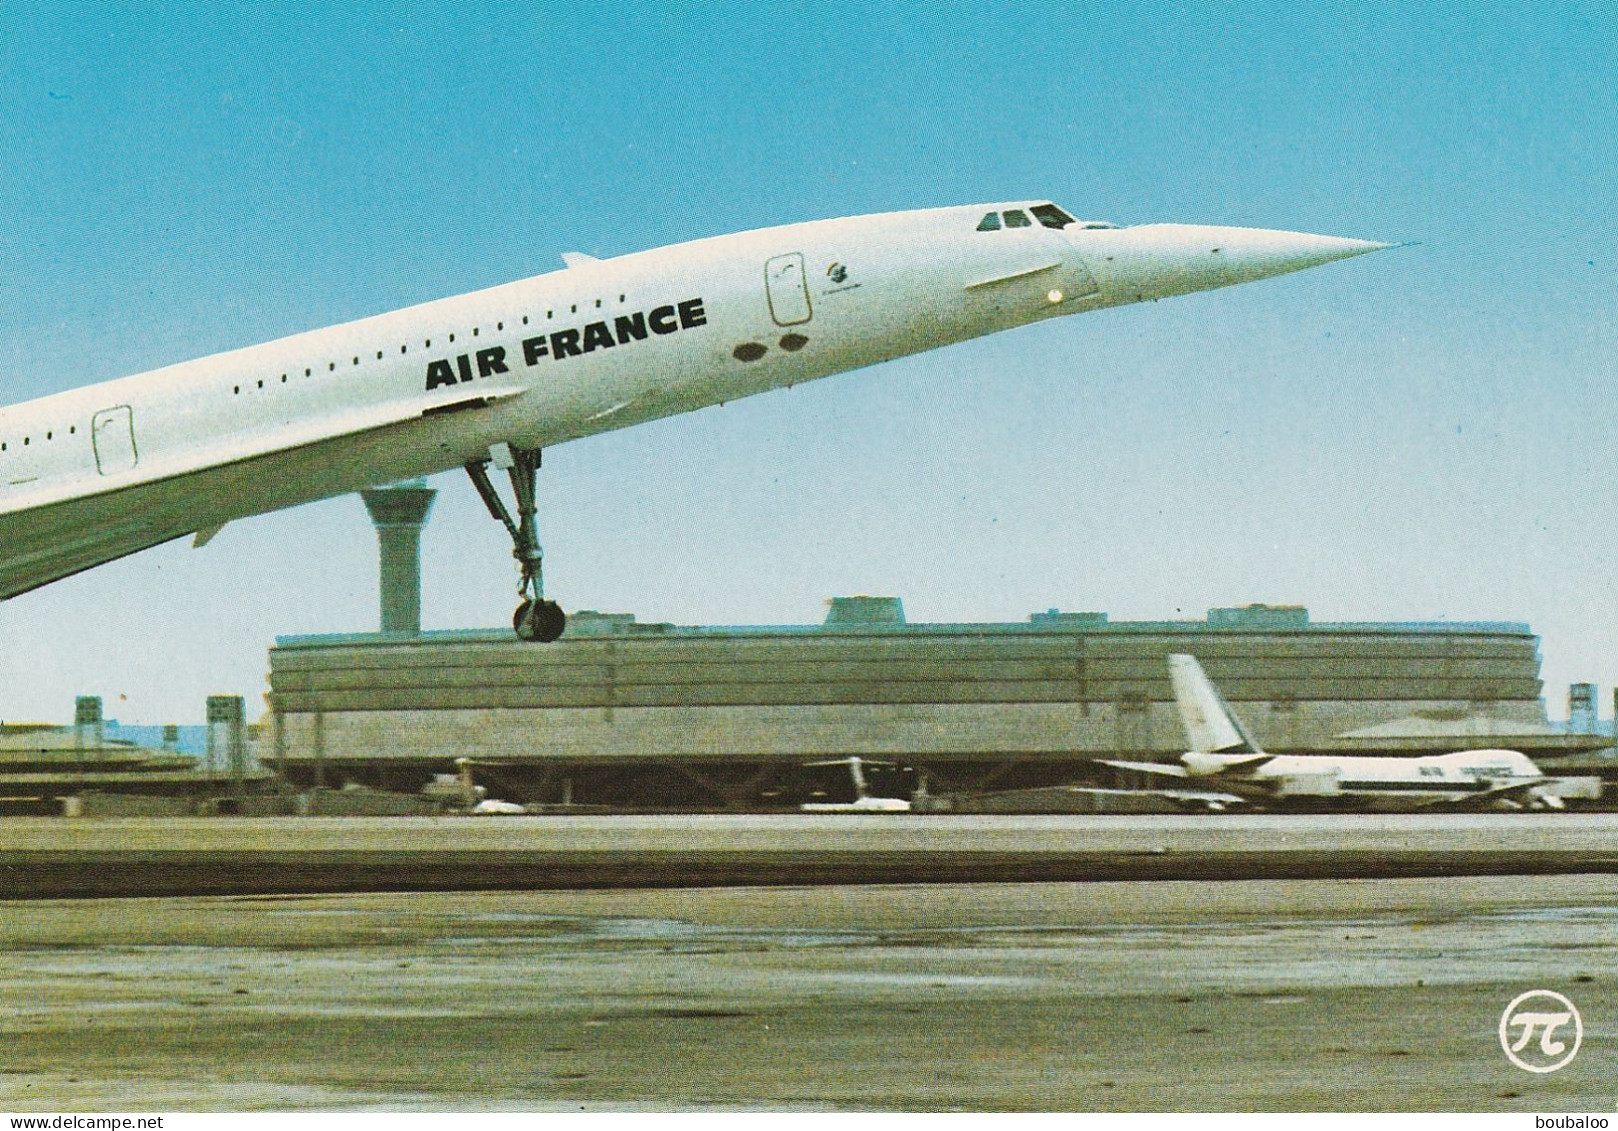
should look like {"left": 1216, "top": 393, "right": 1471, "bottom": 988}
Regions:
{"left": 1091, "top": 224, "right": 1398, "bottom": 301}
{"left": 1197, "top": 226, "right": 1394, "bottom": 284}
{"left": 1258, "top": 231, "right": 1394, "bottom": 270}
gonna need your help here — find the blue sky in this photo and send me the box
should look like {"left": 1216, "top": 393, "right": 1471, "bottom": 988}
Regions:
{"left": 0, "top": 1, "right": 1614, "bottom": 723}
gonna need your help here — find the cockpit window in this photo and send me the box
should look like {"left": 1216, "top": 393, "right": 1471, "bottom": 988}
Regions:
{"left": 976, "top": 212, "right": 1001, "bottom": 232}
{"left": 1003, "top": 209, "right": 1031, "bottom": 228}
{"left": 1079, "top": 221, "right": 1119, "bottom": 230}
{"left": 1031, "top": 204, "right": 1077, "bottom": 229}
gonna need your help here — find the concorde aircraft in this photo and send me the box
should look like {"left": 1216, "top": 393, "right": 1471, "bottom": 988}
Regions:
{"left": 1099, "top": 654, "right": 1563, "bottom": 811}
{"left": 0, "top": 203, "right": 1388, "bottom": 641}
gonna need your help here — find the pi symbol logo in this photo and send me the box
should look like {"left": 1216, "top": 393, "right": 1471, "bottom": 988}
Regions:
{"left": 1499, "top": 990, "right": 1581, "bottom": 1073}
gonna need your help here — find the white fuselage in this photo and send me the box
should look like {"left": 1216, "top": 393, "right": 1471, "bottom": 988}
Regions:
{"left": 0, "top": 203, "right": 1384, "bottom": 599}
{"left": 1186, "top": 748, "right": 1546, "bottom": 807}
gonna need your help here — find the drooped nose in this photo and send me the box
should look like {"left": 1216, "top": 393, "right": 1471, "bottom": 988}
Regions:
{"left": 1078, "top": 223, "right": 1394, "bottom": 303}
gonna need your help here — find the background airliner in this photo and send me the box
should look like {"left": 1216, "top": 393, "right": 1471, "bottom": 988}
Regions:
{"left": 1101, "top": 654, "right": 1564, "bottom": 810}
{"left": 0, "top": 203, "right": 1386, "bottom": 640}
{"left": 799, "top": 756, "right": 914, "bottom": 812}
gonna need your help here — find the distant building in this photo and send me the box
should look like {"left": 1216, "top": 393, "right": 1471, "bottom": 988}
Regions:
{"left": 0, "top": 696, "right": 270, "bottom": 815}
{"left": 0, "top": 719, "right": 201, "bottom": 815}
{"left": 265, "top": 600, "right": 1597, "bottom": 808}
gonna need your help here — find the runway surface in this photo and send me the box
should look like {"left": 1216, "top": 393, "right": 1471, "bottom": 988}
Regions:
{"left": 2, "top": 813, "right": 1618, "bottom": 897}
{"left": 2, "top": 876, "right": 1612, "bottom": 1111}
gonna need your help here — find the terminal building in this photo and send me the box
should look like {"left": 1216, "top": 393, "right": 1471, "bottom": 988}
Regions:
{"left": 265, "top": 596, "right": 1597, "bottom": 809}
{"left": 0, "top": 695, "right": 267, "bottom": 815}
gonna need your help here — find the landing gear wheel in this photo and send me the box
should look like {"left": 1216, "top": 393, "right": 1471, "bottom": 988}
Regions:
{"left": 514, "top": 598, "right": 566, "bottom": 643}
{"left": 466, "top": 446, "right": 569, "bottom": 643}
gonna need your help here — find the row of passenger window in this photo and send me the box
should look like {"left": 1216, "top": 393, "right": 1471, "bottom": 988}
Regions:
{"left": 0, "top": 294, "right": 633, "bottom": 456}
{"left": 228, "top": 294, "right": 631, "bottom": 396}
{"left": 0, "top": 424, "right": 75, "bottom": 452}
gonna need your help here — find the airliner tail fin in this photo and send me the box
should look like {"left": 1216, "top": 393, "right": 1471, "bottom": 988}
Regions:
{"left": 1168, "top": 654, "right": 1264, "bottom": 755}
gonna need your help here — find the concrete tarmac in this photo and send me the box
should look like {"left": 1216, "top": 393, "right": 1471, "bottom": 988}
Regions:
{"left": 1, "top": 876, "right": 1613, "bottom": 1111}
{"left": 4, "top": 813, "right": 1618, "bottom": 897}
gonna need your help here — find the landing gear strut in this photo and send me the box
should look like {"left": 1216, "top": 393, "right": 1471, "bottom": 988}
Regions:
{"left": 465, "top": 444, "right": 566, "bottom": 643}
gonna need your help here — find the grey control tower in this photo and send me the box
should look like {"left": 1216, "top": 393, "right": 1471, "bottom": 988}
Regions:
{"left": 360, "top": 481, "right": 437, "bottom": 636}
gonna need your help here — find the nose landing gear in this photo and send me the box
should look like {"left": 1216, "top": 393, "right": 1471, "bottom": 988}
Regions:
{"left": 465, "top": 443, "right": 566, "bottom": 643}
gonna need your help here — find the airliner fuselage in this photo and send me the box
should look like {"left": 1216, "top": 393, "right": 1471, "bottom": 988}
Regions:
{"left": 0, "top": 201, "right": 1386, "bottom": 633}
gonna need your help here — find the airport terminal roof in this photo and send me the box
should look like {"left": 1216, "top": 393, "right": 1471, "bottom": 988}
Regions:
{"left": 276, "top": 601, "right": 1535, "bottom": 649}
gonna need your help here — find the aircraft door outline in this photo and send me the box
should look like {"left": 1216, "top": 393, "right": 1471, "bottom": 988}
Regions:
{"left": 1063, "top": 255, "right": 1102, "bottom": 300}
{"left": 765, "top": 253, "right": 812, "bottom": 326}
{"left": 91, "top": 406, "right": 138, "bottom": 475}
